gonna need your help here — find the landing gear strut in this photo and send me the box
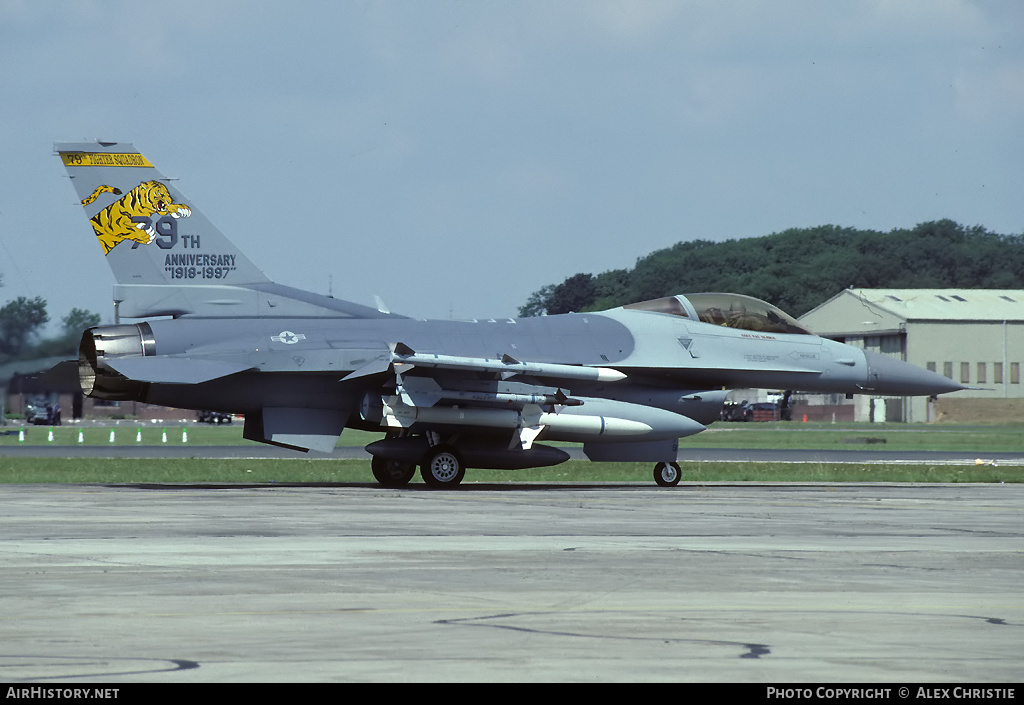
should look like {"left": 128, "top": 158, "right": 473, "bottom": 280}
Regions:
{"left": 653, "top": 461, "right": 682, "bottom": 487}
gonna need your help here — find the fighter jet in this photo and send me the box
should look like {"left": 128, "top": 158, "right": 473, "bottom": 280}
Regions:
{"left": 55, "top": 141, "right": 964, "bottom": 487}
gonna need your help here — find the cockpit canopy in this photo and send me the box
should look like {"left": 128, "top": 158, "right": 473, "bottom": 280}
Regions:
{"left": 622, "top": 293, "right": 812, "bottom": 335}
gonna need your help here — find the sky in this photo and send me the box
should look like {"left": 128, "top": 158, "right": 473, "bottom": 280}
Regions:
{"left": 1, "top": 0, "right": 1022, "bottom": 330}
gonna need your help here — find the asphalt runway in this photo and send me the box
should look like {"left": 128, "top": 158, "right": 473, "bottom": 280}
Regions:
{"left": 2, "top": 443, "right": 1023, "bottom": 464}
{"left": 1, "top": 481, "right": 1021, "bottom": 683}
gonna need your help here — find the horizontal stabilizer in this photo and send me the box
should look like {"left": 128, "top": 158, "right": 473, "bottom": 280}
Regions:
{"left": 104, "top": 356, "right": 254, "bottom": 384}
{"left": 35, "top": 359, "right": 80, "bottom": 388}
{"left": 245, "top": 407, "right": 347, "bottom": 453}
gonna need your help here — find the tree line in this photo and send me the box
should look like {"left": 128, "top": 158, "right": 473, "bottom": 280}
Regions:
{"left": 0, "top": 273, "right": 101, "bottom": 363}
{"left": 519, "top": 220, "right": 1024, "bottom": 318}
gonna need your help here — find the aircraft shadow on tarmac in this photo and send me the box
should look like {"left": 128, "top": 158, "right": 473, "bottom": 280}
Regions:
{"left": 115, "top": 482, "right": 658, "bottom": 492}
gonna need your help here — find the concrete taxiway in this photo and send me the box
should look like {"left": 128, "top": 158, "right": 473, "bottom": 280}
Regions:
{"left": 1, "top": 481, "right": 1021, "bottom": 682}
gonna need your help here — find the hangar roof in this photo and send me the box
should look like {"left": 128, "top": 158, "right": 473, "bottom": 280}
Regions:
{"left": 800, "top": 289, "right": 1024, "bottom": 335}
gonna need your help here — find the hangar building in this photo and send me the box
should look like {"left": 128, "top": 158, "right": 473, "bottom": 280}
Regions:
{"left": 798, "top": 289, "right": 1024, "bottom": 423}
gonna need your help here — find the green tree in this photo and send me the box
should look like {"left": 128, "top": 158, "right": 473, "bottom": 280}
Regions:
{"left": 518, "top": 284, "right": 556, "bottom": 317}
{"left": 0, "top": 296, "right": 49, "bottom": 358}
{"left": 519, "top": 221, "right": 1024, "bottom": 317}
{"left": 546, "top": 273, "right": 597, "bottom": 315}
{"left": 48, "top": 307, "right": 102, "bottom": 356}
{"left": 61, "top": 308, "right": 101, "bottom": 339}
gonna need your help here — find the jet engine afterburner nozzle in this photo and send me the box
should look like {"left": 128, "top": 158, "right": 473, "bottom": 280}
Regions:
{"left": 78, "top": 322, "right": 155, "bottom": 400}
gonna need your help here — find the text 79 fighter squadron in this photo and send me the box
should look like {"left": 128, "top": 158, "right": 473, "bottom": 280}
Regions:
{"left": 55, "top": 142, "right": 965, "bottom": 487}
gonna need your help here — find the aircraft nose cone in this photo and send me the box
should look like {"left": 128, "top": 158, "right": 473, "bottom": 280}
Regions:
{"left": 862, "top": 350, "right": 965, "bottom": 396}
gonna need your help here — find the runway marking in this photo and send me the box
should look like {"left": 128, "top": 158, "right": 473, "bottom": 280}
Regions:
{"left": 437, "top": 612, "right": 773, "bottom": 659}
{"left": 0, "top": 655, "right": 198, "bottom": 682}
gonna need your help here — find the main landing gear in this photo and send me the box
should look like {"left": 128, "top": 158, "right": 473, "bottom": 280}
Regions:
{"left": 653, "top": 461, "right": 682, "bottom": 487}
{"left": 371, "top": 441, "right": 682, "bottom": 489}
{"left": 370, "top": 444, "right": 466, "bottom": 488}
{"left": 419, "top": 445, "right": 466, "bottom": 488}
{"left": 371, "top": 456, "right": 416, "bottom": 488}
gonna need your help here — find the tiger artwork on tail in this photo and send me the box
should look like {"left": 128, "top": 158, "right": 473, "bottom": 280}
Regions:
{"left": 83, "top": 181, "right": 192, "bottom": 255}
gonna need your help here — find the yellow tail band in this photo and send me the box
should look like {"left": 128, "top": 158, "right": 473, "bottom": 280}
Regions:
{"left": 60, "top": 151, "right": 154, "bottom": 168}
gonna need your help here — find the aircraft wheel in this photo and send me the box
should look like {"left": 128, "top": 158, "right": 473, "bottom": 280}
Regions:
{"left": 371, "top": 456, "right": 416, "bottom": 487}
{"left": 654, "top": 461, "right": 681, "bottom": 487}
{"left": 420, "top": 446, "right": 466, "bottom": 488}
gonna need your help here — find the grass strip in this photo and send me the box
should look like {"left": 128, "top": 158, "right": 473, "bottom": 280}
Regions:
{"left": 4, "top": 422, "right": 1022, "bottom": 451}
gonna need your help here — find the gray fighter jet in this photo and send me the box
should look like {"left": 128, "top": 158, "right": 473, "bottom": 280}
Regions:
{"left": 56, "top": 142, "right": 964, "bottom": 487}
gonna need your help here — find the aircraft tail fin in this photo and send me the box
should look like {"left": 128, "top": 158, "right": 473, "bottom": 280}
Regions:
{"left": 56, "top": 142, "right": 392, "bottom": 320}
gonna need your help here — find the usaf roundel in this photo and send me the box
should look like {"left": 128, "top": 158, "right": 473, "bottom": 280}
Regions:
{"left": 271, "top": 331, "right": 306, "bottom": 345}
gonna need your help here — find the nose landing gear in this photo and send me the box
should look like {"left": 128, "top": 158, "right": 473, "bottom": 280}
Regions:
{"left": 653, "top": 461, "right": 682, "bottom": 487}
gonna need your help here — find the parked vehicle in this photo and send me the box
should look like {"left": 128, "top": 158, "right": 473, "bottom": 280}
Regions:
{"left": 25, "top": 401, "right": 61, "bottom": 425}
{"left": 720, "top": 400, "right": 784, "bottom": 422}
{"left": 720, "top": 401, "right": 749, "bottom": 421}
{"left": 744, "top": 402, "right": 780, "bottom": 422}
{"left": 196, "top": 410, "right": 233, "bottom": 424}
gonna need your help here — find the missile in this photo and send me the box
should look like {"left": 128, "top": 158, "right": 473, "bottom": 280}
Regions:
{"left": 391, "top": 342, "right": 627, "bottom": 383}
{"left": 391, "top": 376, "right": 583, "bottom": 409}
{"left": 380, "top": 399, "right": 520, "bottom": 430}
{"left": 428, "top": 387, "right": 583, "bottom": 407}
